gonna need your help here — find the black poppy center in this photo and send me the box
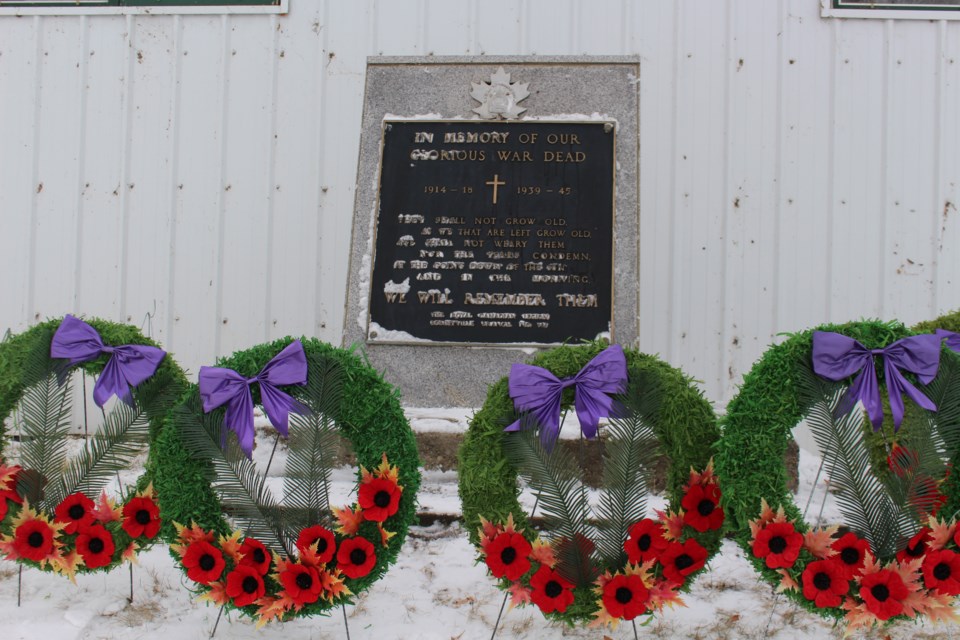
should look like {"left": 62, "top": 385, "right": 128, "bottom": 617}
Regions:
{"left": 242, "top": 576, "right": 259, "bottom": 594}
{"left": 840, "top": 547, "right": 860, "bottom": 565}
{"left": 199, "top": 554, "right": 216, "bottom": 572}
{"left": 27, "top": 531, "right": 44, "bottom": 548}
{"left": 697, "top": 499, "right": 715, "bottom": 517}
{"left": 544, "top": 580, "right": 563, "bottom": 598}
{"left": 252, "top": 548, "right": 266, "bottom": 564}
{"left": 906, "top": 541, "right": 926, "bottom": 557}
{"left": 934, "top": 562, "right": 952, "bottom": 581}
{"left": 88, "top": 537, "right": 105, "bottom": 554}
{"left": 768, "top": 536, "right": 787, "bottom": 554}
{"left": 637, "top": 533, "right": 651, "bottom": 552}
{"left": 500, "top": 546, "right": 517, "bottom": 565}
{"left": 374, "top": 490, "right": 392, "bottom": 508}
{"left": 813, "top": 572, "right": 831, "bottom": 591}
{"left": 615, "top": 586, "right": 633, "bottom": 604}
{"left": 315, "top": 537, "right": 328, "bottom": 554}
{"left": 135, "top": 509, "right": 151, "bottom": 525}
{"left": 350, "top": 548, "right": 367, "bottom": 566}
{"left": 675, "top": 554, "right": 694, "bottom": 570}
{"left": 295, "top": 572, "right": 313, "bottom": 590}
{"left": 68, "top": 504, "right": 86, "bottom": 520}
{"left": 871, "top": 584, "right": 890, "bottom": 602}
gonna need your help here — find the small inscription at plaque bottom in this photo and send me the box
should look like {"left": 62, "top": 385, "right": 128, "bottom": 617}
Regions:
{"left": 367, "top": 120, "right": 615, "bottom": 345}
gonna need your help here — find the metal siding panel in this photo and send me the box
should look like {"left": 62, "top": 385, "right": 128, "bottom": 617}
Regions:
{"left": 266, "top": 5, "right": 323, "bottom": 343}
{"left": 31, "top": 17, "right": 85, "bottom": 323}
{"left": 167, "top": 15, "right": 227, "bottom": 373}
{"left": 936, "top": 23, "right": 960, "bottom": 310}
{"left": 777, "top": 0, "right": 834, "bottom": 337}
{"left": 373, "top": 0, "right": 423, "bottom": 55}
{"left": 525, "top": 0, "right": 575, "bottom": 55}
{"left": 122, "top": 17, "right": 178, "bottom": 339}
{"left": 318, "top": 0, "right": 370, "bottom": 344}
{"left": 420, "top": 0, "right": 473, "bottom": 55}
{"left": 672, "top": 1, "right": 729, "bottom": 401}
{"left": 833, "top": 19, "right": 887, "bottom": 322}
{"left": 216, "top": 15, "right": 276, "bottom": 354}
{"left": 0, "top": 17, "right": 41, "bottom": 332}
{"left": 636, "top": 1, "right": 677, "bottom": 369}
{"left": 724, "top": 0, "right": 781, "bottom": 397}
{"left": 885, "top": 20, "right": 940, "bottom": 326}
{"left": 73, "top": 17, "right": 128, "bottom": 323}
{"left": 470, "top": 0, "right": 524, "bottom": 55}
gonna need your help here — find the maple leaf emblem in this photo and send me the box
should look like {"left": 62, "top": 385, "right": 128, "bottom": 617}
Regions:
{"left": 471, "top": 67, "right": 530, "bottom": 120}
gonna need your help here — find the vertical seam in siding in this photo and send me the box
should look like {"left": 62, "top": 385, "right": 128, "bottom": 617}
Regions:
{"left": 165, "top": 15, "right": 183, "bottom": 345}
{"left": 826, "top": 18, "right": 838, "bottom": 321}
{"left": 880, "top": 19, "right": 892, "bottom": 316}
{"left": 73, "top": 16, "right": 90, "bottom": 311}
{"left": 213, "top": 14, "right": 231, "bottom": 356}
{"left": 371, "top": 0, "right": 379, "bottom": 55}
{"left": 932, "top": 20, "right": 946, "bottom": 314}
{"left": 668, "top": 0, "right": 680, "bottom": 365}
{"left": 772, "top": 1, "right": 784, "bottom": 334}
{"left": 620, "top": 0, "right": 628, "bottom": 55}
{"left": 518, "top": 0, "right": 527, "bottom": 54}
{"left": 720, "top": 0, "right": 733, "bottom": 400}
{"left": 264, "top": 13, "right": 281, "bottom": 342}
{"left": 314, "top": 0, "right": 331, "bottom": 334}
{"left": 26, "top": 15, "right": 43, "bottom": 324}
{"left": 118, "top": 14, "right": 136, "bottom": 323}
{"left": 421, "top": 0, "right": 429, "bottom": 54}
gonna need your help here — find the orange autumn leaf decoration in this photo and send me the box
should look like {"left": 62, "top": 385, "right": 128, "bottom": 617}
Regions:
{"left": 803, "top": 525, "right": 839, "bottom": 560}
{"left": 332, "top": 504, "right": 364, "bottom": 536}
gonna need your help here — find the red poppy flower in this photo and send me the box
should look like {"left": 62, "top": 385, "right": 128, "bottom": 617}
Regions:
{"left": 0, "top": 499, "right": 8, "bottom": 522}
{"left": 859, "top": 568, "right": 909, "bottom": 620}
{"left": 752, "top": 521, "right": 803, "bottom": 569}
{"left": 337, "top": 536, "right": 376, "bottom": 579}
{"left": 279, "top": 563, "right": 323, "bottom": 606}
{"left": 896, "top": 528, "right": 930, "bottom": 564}
{"left": 922, "top": 549, "right": 960, "bottom": 596}
{"left": 830, "top": 532, "right": 870, "bottom": 580}
{"left": 601, "top": 573, "right": 649, "bottom": 620}
{"left": 238, "top": 537, "right": 272, "bottom": 575}
{"left": 624, "top": 519, "right": 668, "bottom": 564}
{"left": 13, "top": 518, "right": 55, "bottom": 563}
{"left": 484, "top": 531, "right": 532, "bottom": 581}
{"left": 296, "top": 525, "right": 336, "bottom": 564}
{"left": 660, "top": 538, "right": 708, "bottom": 586}
{"left": 358, "top": 477, "right": 402, "bottom": 523}
{"left": 182, "top": 540, "right": 226, "bottom": 584}
{"left": 76, "top": 524, "right": 115, "bottom": 569}
{"left": 225, "top": 564, "right": 266, "bottom": 607}
{"left": 529, "top": 566, "right": 574, "bottom": 614}
{"left": 801, "top": 559, "right": 849, "bottom": 608}
{"left": 121, "top": 496, "right": 161, "bottom": 539}
{"left": 681, "top": 483, "right": 724, "bottom": 532}
{"left": 54, "top": 493, "right": 96, "bottom": 535}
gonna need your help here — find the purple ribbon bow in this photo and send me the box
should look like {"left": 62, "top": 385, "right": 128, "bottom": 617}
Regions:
{"left": 505, "top": 345, "right": 628, "bottom": 450}
{"left": 50, "top": 314, "right": 166, "bottom": 408}
{"left": 936, "top": 328, "right": 960, "bottom": 354}
{"left": 811, "top": 331, "right": 941, "bottom": 432}
{"left": 199, "top": 340, "right": 310, "bottom": 458}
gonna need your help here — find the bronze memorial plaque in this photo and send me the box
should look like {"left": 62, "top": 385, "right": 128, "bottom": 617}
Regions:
{"left": 367, "top": 119, "right": 615, "bottom": 346}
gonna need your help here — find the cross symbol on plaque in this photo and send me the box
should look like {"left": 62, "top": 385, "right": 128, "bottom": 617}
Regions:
{"left": 485, "top": 174, "right": 505, "bottom": 205}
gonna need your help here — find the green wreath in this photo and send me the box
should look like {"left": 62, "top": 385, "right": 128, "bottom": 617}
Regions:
{"left": 0, "top": 316, "right": 186, "bottom": 578}
{"left": 150, "top": 337, "right": 421, "bottom": 625}
{"left": 458, "top": 341, "right": 722, "bottom": 628}
{"left": 716, "top": 320, "right": 960, "bottom": 633}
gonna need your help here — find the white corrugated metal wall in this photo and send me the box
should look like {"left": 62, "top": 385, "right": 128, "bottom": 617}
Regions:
{"left": 0, "top": 0, "right": 958, "bottom": 407}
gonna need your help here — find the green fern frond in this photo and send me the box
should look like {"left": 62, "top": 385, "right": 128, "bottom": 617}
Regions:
{"left": 48, "top": 368, "right": 181, "bottom": 508}
{"left": 797, "top": 362, "right": 902, "bottom": 557}
{"left": 502, "top": 426, "right": 596, "bottom": 587}
{"left": 16, "top": 372, "right": 73, "bottom": 509}
{"left": 175, "top": 393, "right": 290, "bottom": 555}
{"left": 922, "top": 350, "right": 960, "bottom": 458}
{"left": 594, "top": 377, "right": 661, "bottom": 568}
{"left": 283, "top": 354, "right": 343, "bottom": 541}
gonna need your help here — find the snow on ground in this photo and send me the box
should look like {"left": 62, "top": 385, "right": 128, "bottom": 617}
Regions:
{"left": 2, "top": 414, "right": 959, "bottom": 639}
